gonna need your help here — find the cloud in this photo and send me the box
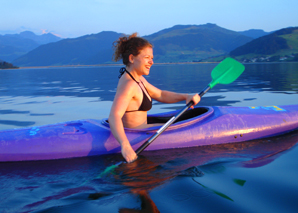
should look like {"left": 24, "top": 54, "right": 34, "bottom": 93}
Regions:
{"left": 41, "top": 29, "right": 49, "bottom": 34}
{"left": 41, "top": 29, "right": 63, "bottom": 38}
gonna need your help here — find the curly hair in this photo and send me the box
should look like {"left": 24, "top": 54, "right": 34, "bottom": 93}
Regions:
{"left": 112, "top": 33, "right": 153, "bottom": 66}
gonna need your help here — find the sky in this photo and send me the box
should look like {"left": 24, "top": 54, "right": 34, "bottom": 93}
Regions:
{"left": 1, "top": 0, "right": 297, "bottom": 38}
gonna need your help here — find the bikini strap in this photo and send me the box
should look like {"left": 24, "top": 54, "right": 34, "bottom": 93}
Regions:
{"left": 118, "top": 67, "right": 126, "bottom": 78}
{"left": 118, "top": 67, "right": 139, "bottom": 83}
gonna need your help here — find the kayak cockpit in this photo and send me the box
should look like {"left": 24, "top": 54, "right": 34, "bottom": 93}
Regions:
{"left": 100, "top": 106, "right": 214, "bottom": 131}
{"left": 147, "top": 106, "right": 212, "bottom": 124}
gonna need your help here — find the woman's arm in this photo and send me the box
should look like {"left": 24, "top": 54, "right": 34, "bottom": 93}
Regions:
{"left": 142, "top": 77, "right": 201, "bottom": 107}
{"left": 108, "top": 81, "right": 138, "bottom": 163}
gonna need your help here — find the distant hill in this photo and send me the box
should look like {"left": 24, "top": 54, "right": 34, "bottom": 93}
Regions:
{"left": 144, "top": 23, "right": 253, "bottom": 62}
{"left": 13, "top": 31, "right": 122, "bottom": 66}
{"left": 13, "top": 24, "right": 253, "bottom": 66}
{"left": 17, "top": 31, "right": 61, "bottom": 45}
{"left": 0, "top": 31, "right": 61, "bottom": 62}
{"left": 238, "top": 29, "right": 269, "bottom": 39}
{"left": 0, "top": 59, "right": 18, "bottom": 69}
{"left": 230, "top": 27, "right": 298, "bottom": 62}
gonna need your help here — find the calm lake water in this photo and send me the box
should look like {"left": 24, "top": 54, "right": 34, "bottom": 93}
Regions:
{"left": 1, "top": 63, "right": 298, "bottom": 212}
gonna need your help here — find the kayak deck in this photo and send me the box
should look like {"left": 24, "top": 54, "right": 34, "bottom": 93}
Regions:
{"left": 1, "top": 105, "right": 298, "bottom": 162}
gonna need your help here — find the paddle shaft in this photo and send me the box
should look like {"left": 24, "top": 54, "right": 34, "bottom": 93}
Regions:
{"left": 135, "top": 85, "right": 211, "bottom": 155}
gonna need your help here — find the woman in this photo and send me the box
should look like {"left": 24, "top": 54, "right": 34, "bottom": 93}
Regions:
{"left": 109, "top": 33, "right": 201, "bottom": 163}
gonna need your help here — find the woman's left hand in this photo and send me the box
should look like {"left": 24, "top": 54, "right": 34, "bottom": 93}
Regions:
{"left": 186, "top": 93, "right": 201, "bottom": 109}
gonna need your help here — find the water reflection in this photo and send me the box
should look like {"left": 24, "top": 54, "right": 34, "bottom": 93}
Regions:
{"left": 118, "top": 190, "right": 160, "bottom": 213}
{"left": 0, "top": 66, "right": 119, "bottom": 99}
{"left": 238, "top": 63, "right": 298, "bottom": 92}
{"left": 1, "top": 63, "right": 297, "bottom": 100}
{"left": 1, "top": 63, "right": 298, "bottom": 130}
{"left": 0, "top": 130, "right": 297, "bottom": 212}
{"left": 90, "top": 130, "right": 298, "bottom": 212}
{"left": 1, "top": 63, "right": 298, "bottom": 212}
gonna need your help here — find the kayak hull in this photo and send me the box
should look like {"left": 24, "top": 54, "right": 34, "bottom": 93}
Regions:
{"left": 1, "top": 105, "right": 298, "bottom": 162}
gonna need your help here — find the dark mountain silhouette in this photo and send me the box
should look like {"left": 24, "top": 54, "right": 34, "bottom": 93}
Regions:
{"left": 0, "top": 31, "right": 61, "bottom": 62}
{"left": 238, "top": 29, "right": 269, "bottom": 39}
{"left": 18, "top": 31, "right": 61, "bottom": 45}
{"left": 13, "top": 24, "right": 253, "bottom": 66}
{"left": 13, "top": 31, "right": 122, "bottom": 66}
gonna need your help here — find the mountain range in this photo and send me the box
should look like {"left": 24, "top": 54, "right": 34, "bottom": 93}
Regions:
{"left": 143, "top": 24, "right": 255, "bottom": 63}
{"left": 0, "top": 31, "right": 61, "bottom": 62}
{"left": 1, "top": 24, "right": 297, "bottom": 67}
{"left": 11, "top": 32, "right": 122, "bottom": 66}
{"left": 238, "top": 29, "right": 270, "bottom": 39}
{"left": 11, "top": 23, "right": 258, "bottom": 66}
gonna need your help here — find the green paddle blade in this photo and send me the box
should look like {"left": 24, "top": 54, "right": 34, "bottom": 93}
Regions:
{"left": 95, "top": 161, "right": 123, "bottom": 179}
{"left": 96, "top": 164, "right": 118, "bottom": 178}
{"left": 209, "top": 57, "right": 245, "bottom": 89}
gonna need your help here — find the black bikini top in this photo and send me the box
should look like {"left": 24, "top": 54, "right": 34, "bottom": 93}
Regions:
{"left": 119, "top": 67, "right": 152, "bottom": 112}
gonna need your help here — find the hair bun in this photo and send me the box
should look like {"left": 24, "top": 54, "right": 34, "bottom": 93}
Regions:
{"left": 112, "top": 33, "right": 152, "bottom": 66}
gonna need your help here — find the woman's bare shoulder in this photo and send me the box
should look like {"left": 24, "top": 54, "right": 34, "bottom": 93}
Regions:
{"left": 117, "top": 76, "right": 138, "bottom": 96}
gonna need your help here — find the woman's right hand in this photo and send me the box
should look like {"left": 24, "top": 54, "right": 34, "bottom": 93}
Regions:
{"left": 121, "top": 142, "right": 138, "bottom": 163}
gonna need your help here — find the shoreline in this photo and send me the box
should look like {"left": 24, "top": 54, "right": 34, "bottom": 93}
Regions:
{"left": 12, "top": 62, "right": 218, "bottom": 70}
{"left": 2, "top": 61, "right": 298, "bottom": 70}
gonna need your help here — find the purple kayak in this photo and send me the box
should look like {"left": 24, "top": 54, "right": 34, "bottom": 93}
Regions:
{"left": 1, "top": 105, "right": 298, "bottom": 162}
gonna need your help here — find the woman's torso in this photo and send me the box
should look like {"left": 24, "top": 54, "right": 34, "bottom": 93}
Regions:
{"left": 119, "top": 70, "right": 152, "bottom": 129}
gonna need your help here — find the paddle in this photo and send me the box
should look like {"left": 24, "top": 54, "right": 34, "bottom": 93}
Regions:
{"left": 98, "top": 57, "right": 245, "bottom": 177}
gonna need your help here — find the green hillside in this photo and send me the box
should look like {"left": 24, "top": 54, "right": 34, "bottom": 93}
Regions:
{"left": 145, "top": 24, "right": 252, "bottom": 63}
{"left": 230, "top": 27, "right": 298, "bottom": 62}
{"left": 279, "top": 29, "right": 298, "bottom": 54}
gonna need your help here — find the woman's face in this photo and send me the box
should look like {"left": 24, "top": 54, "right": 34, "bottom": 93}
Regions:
{"left": 129, "top": 46, "right": 154, "bottom": 76}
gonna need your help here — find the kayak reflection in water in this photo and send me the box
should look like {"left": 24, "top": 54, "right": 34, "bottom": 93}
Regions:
{"left": 88, "top": 131, "right": 298, "bottom": 212}
{"left": 108, "top": 33, "right": 201, "bottom": 163}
